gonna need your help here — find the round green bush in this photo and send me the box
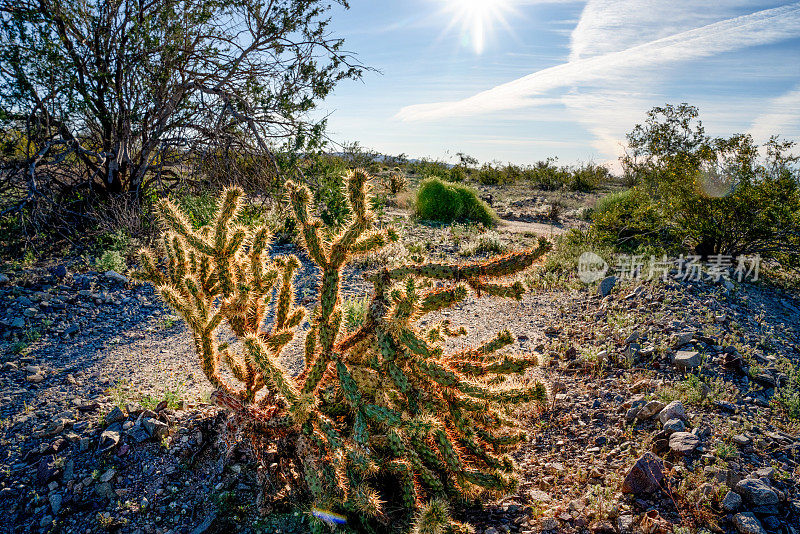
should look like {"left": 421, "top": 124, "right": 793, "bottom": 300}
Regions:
{"left": 415, "top": 177, "right": 496, "bottom": 226}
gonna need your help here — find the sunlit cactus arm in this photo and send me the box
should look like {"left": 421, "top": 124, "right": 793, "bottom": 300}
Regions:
{"left": 449, "top": 354, "right": 538, "bottom": 377}
{"left": 387, "top": 239, "right": 550, "bottom": 282}
{"left": 155, "top": 198, "right": 216, "bottom": 256}
{"left": 419, "top": 285, "right": 468, "bottom": 315}
{"left": 350, "top": 228, "right": 397, "bottom": 256}
{"left": 466, "top": 279, "right": 526, "bottom": 300}
{"left": 243, "top": 335, "right": 300, "bottom": 406}
{"left": 287, "top": 181, "right": 328, "bottom": 266}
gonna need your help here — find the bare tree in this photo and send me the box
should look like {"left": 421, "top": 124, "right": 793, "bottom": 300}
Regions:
{"left": 0, "top": 0, "right": 362, "bottom": 231}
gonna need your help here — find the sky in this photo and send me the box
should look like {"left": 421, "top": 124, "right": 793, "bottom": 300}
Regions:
{"left": 316, "top": 0, "right": 800, "bottom": 168}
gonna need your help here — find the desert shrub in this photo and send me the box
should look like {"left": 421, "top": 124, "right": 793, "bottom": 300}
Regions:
{"left": 624, "top": 104, "right": 800, "bottom": 263}
{"left": 591, "top": 189, "right": 674, "bottom": 251}
{"left": 95, "top": 250, "right": 126, "bottom": 273}
{"left": 448, "top": 166, "right": 467, "bottom": 182}
{"left": 568, "top": 163, "right": 610, "bottom": 192}
{"left": 477, "top": 163, "right": 503, "bottom": 185}
{"left": 416, "top": 177, "right": 497, "bottom": 226}
{"left": 409, "top": 158, "right": 450, "bottom": 178}
{"left": 524, "top": 159, "right": 570, "bottom": 191}
{"left": 138, "top": 170, "right": 550, "bottom": 532}
{"left": 773, "top": 366, "right": 800, "bottom": 420}
{"left": 459, "top": 233, "right": 508, "bottom": 257}
{"left": 386, "top": 173, "right": 407, "bottom": 194}
{"left": 314, "top": 168, "right": 351, "bottom": 228}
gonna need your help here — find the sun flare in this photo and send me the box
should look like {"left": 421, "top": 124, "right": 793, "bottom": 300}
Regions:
{"left": 440, "top": 0, "right": 514, "bottom": 54}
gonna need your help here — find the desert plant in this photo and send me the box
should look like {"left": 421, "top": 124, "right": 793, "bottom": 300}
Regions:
{"left": 138, "top": 169, "right": 550, "bottom": 532}
{"left": 416, "top": 178, "right": 497, "bottom": 226}
{"left": 96, "top": 250, "right": 127, "bottom": 273}
{"left": 386, "top": 173, "right": 407, "bottom": 195}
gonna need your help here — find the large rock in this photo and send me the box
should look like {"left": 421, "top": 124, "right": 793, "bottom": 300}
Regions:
{"left": 733, "top": 513, "right": 766, "bottom": 534}
{"left": 721, "top": 490, "right": 742, "bottom": 512}
{"left": 657, "top": 400, "right": 687, "bottom": 424}
{"left": 669, "top": 432, "right": 699, "bottom": 454}
{"left": 99, "top": 424, "right": 121, "bottom": 453}
{"left": 621, "top": 453, "right": 664, "bottom": 494}
{"left": 734, "top": 478, "right": 779, "bottom": 506}
{"left": 674, "top": 350, "right": 701, "bottom": 369}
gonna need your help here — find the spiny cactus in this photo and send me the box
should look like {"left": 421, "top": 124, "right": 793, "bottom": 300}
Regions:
{"left": 386, "top": 172, "right": 407, "bottom": 194}
{"left": 138, "top": 169, "right": 551, "bottom": 533}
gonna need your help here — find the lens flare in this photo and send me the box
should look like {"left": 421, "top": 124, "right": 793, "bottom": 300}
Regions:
{"left": 312, "top": 508, "right": 347, "bottom": 525}
{"left": 439, "top": 0, "right": 515, "bottom": 54}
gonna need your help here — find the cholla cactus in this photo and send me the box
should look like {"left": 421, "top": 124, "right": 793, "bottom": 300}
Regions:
{"left": 138, "top": 169, "right": 551, "bottom": 533}
{"left": 386, "top": 172, "right": 407, "bottom": 194}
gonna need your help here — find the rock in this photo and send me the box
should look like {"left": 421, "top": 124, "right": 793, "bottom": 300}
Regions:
{"left": 616, "top": 515, "right": 634, "bottom": 533}
{"left": 52, "top": 265, "right": 68, "bottom": 278}
{"left": 674, "top": 350, "right": 701, "bottom": 369}
{"left": 99, "top": 469, "right": 115, "bottom": 483}
{"left": 143, "top": 417, "right": 169, "bottom": 440}
{"left": 126, "top": 424, "right": 150, "bottom": 443}
{"left": 0, "top": 273, "right": 9, "bottom": 285}
{"left": 621, "top": 453, "right": 664, "bottom": 494}
{"left": 95, "top": 482, "right": 115, "bottom": 500}
{"left": 669, "top": 432, "right": 699, "bottom": 454}
{"left": 37, "top": 455, "right": 60, "bottom": 486}
{"left": 10, "top": 317, "right": 25, "bottom": 328}
{"left": 714, "top": 400, "right": 736, "bottom": 413}
{"left": 104, "top": 406, "right": 126, "bottom": 424}
{"left": 671, "top": 331, "right": 694, "bottom": 348}
{"left": 732, "top": 434, "right": 752, "bottom": 447}
{"left": 104, "top": 270, "right": 129, "bottom": 284}
{"left": 529, "top": 490, "right": 552, "bottom": 502}
{"left": 663, "top": 418, "right": 686, "bottom": 435}
{"left": 49, "top": 493, "right": 62, "bottom": 515}
{"left": 540, "top": 518, "right": 558, "bottom": 531}
{"left": 657, "top": 401, "right": 687, "bottom": 424}
{"left": 638, "top": 400, "right": 665, "bottom": 419}
{"left": 733, "top": 513, "right": 766, "bottom": 534}
{"left": 734, "top": 478, "right": 779, "bottom": 506}
{"left": 598, "top": 276, "right": 616, "bottom": 297}
{"left": 26, "top": 373, "right": 45, "bottom": 383}
{"left": 722, "top": 490, "right": 742, "bottom": 512}
{"left": 99, "top": 426, "right": 121, "bottom": 453}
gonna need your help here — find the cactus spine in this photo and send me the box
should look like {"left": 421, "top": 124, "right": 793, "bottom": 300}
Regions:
{"left": 138, "top": 169, "right": 551, "bottom": 533}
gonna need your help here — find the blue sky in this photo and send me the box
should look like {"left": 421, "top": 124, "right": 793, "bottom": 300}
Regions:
{"left": 317, "top": 1, "right": 800, "bottom": 167}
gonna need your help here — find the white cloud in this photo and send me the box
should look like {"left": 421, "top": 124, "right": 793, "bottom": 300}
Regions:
{"left": 396, "top": 2, "right": 800, "bottom": 123}
{"left": 749, "top": 85, "right": 800, "bottom": 142}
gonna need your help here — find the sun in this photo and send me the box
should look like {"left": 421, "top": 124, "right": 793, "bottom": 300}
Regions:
{"left": 439, "top": 0, "right": 514, "bottom": 54}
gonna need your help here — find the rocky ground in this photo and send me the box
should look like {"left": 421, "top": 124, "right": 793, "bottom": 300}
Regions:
{"left": 0, "top": 227, "right": 798, "bottom": 533}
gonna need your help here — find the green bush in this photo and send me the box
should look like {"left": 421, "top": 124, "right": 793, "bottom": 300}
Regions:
{"left": 96, "top": 250, "right": 127, "bottom": 273}
{"left": 415, "top": 177, "right": 496, "bottom": 226}
{"left": 624, "top": 104, "right": 800, "bottom": 263}
{"left": 591, "top": 189, "right": 674, "bottom": 251}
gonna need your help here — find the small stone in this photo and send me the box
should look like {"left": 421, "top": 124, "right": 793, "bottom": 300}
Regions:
{"left": 49, "top": 493, "right": 62, "bottom": 515}
{"left": 0, "top": 273, "right": 9, "bottom": 285}
{"left": 529, "top": 490, "right": 552, "bottom": 502}
{"left": 598, "top": 276, "right": 616, "bottom": 297}
{"left": 722, "top": 491, "right": 742, "bottom": 512}
{"left": 616, "top": 515, "right": 634, "bottom": 533}
{"left": 663, "top": 418, "right": 686, "bottom": 435}
{"left": 637, "top": 400, "right": 665, "bottom": 419}
{"left": 674, "top": 350, "right": 701, "bottom": 369}
{"left": 143, "top": 417, "right": 169, "bottom": 440}
{"left": 104, "top": 406, "right": 126, "bottom": 424}
{"left": 540, "top": 518, "right": 558, "bottom": 531}
{"left": 95, "top": 482, "right": 114, "bottom": 500}
{"left": 26, "top": 373, "right": 45, "bottom": 383}
{"left": 99, "top": 469, "right": 115, "bottom": 483}
{"left": 733, "top": 513, "right": 766, "bottom": 534}
{"left": 734, "top": 478, "right": 779, "bottom": 506}
{"left": 622, "top": 453, "right": 664, "bottom": 494}
{"left": 657, "top": 400, "right": 686, "bottom": 424}
{"left": 99, "top": 427, "right": 120, "bottom": 453}
{"left": 732, "top": 434, "right": 752, "bottom": 447}
{"left": 104, "top": 270, "right": 129, "bottom": 284}
{"left": 669, "top": 432, "right": 699, "bottom": 454}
